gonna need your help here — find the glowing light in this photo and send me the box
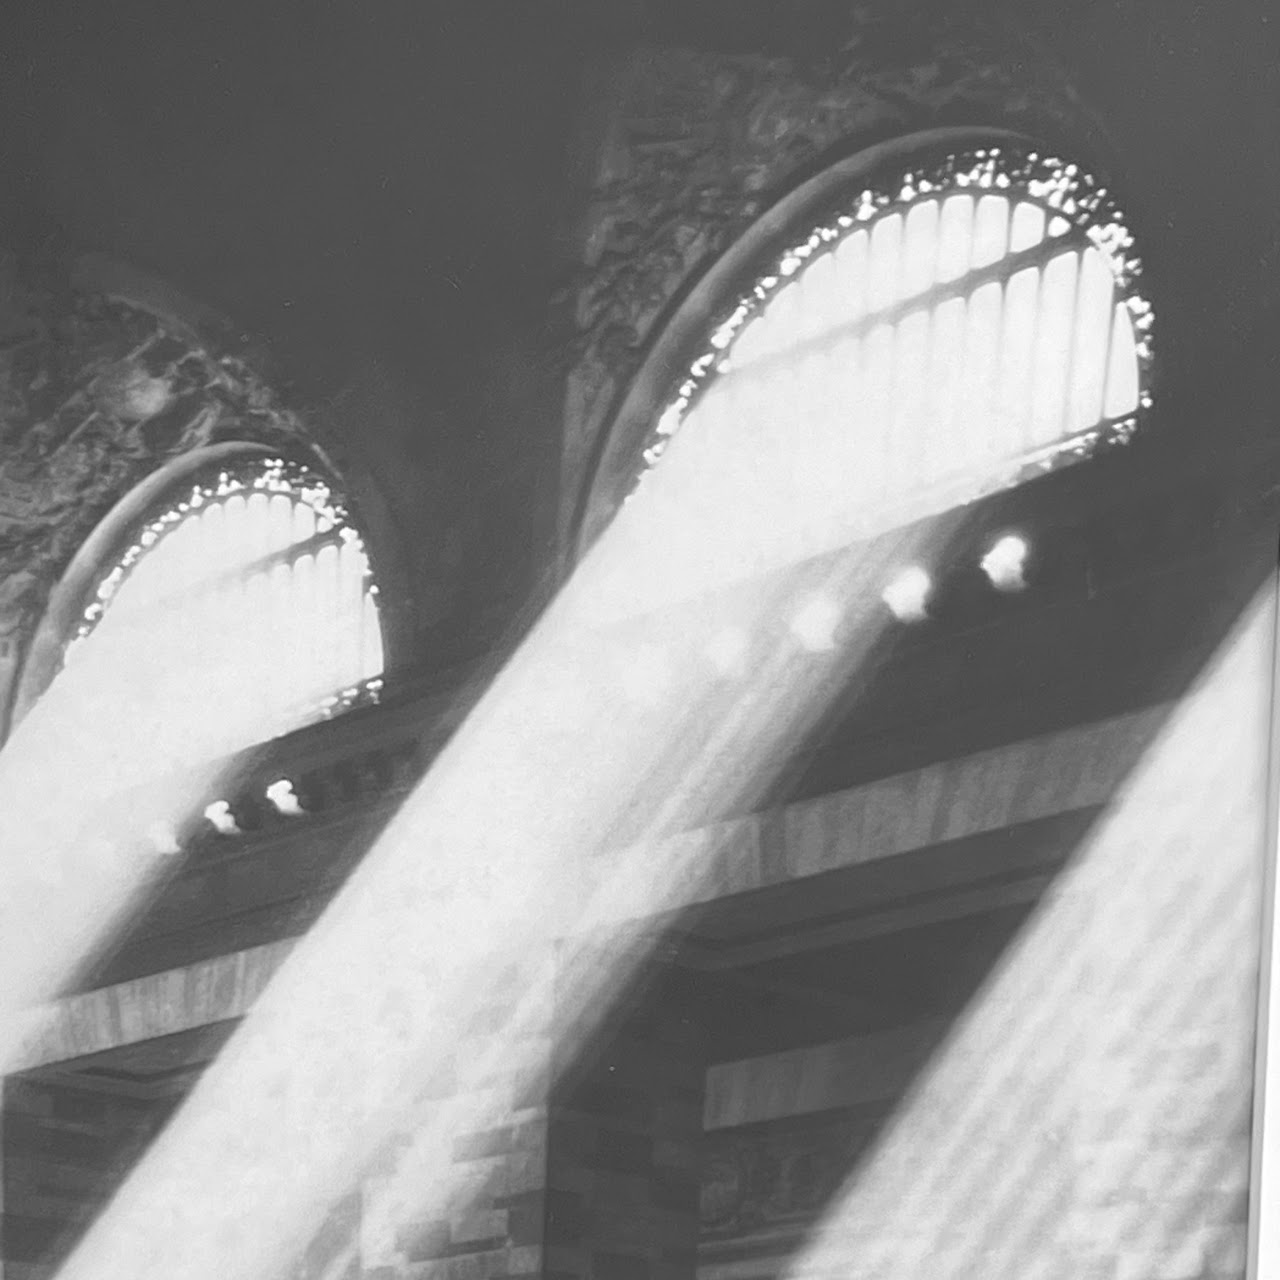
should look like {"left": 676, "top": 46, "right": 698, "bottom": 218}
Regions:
{"left": 790, "top": 595, "right": 842, "bottom": 651}
{"left": 619, "top": 145, "right": 1152, "bottom": 594}
{"left": 881, "top": 565, "right": 932, "bottom": 622}
{"left": 265, "top": 779, "right": 304, "bottom": 817}
{"left": 52, "top": 456, "right": 385, "bottom": 774}
{"left": 981, "top": 534, "right": 1031, "bottom": 592}
{"left": 42, "top": 284, "right": 948, "bottom": 1280}
{"left": 705, "top": 626, "right": 750, "bottom": 676}
{"left": 145, "top": 821, "right": 181, "bottom": 856}
{"left": 203, "top": 800, "right": 241, "bottom": 836}
{"left": 13, "top": 147, "right": 1158, "bottom": 1280}
{"left": 779, "top": 590, "right": 1271, "bottom": 1280}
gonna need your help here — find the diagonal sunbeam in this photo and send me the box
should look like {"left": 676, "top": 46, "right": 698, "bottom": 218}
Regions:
{"left": 42, "top": 354, "right": 970, "bottom": 1280}
{"left": 776, "top": 582, "right": 1275, "bottom": 1280}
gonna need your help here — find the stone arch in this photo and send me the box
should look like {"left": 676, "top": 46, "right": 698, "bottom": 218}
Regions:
{"left": 0, "top": 253, "right": 404, "bottom": 742}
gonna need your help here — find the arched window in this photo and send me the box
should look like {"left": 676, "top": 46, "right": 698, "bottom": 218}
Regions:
{"left": 591, "top": 140, "right": 1153, "bottom": 594}
{"left": 45, "top": 454, "right": 383, "bottom": 773}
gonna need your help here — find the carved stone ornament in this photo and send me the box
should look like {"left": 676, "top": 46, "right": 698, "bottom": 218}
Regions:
{"left": 0, "top": 250, "right": 315, "bottom": 708}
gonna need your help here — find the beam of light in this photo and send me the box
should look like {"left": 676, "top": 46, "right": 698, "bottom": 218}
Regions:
{"left": 0, "top": 466, "right": 386, "bottom": 1073}
{"left": 42, "top": 372, "right": 1001, "bottom": 1280}
{"left": 0, "top": 655, "right": 239, "bottom": 1073}
{"left": 790, "top": 594, "right": 843, "bottom": 652}
{"left": 265, "top": 778, "right": 304, "bottom": 817}
{"left": 980, "top": 532, "right": 1030, "bottom": 592}
{"left": 881, "top": 564, "right": 932, "bottom": 622}
{"left": 775, "top": 585, "right": 1274, "bottom": 1280}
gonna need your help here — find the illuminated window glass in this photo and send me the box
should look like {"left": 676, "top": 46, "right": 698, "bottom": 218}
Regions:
{"left": 638, "top": 144, "right": 1153, "bottom": 547}
{"left": 51, "top": 456, "right": 384, "bottom": 771}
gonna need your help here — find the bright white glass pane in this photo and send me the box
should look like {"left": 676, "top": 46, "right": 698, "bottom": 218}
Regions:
{"left": 337, "top": 542, "right": 366, "bottom": 688}
{"left": 936, "top": 195, "right": 974, "bottom": 283}
{"left": 900, "top": 199, "right": 940, "bottom": 302}
{"left": 829, "top": 335, "right": 866, "bottom": 504}
{"left": 293, "top": 499, "right": 317, "bottom": 544}
{"left": 834, "top": 228, "right": 870, "bottom": 326}
{"left": 890, "top": 310, "right": 930, "bottom": 489}
{"left": 924, "top": 295, "right": 967, "bottom": 483}
{"left": 221, "top": 494, "right": 247, "bottom": 575}
{"left": 755, "top": 282, "right": 801, "bottom": 360}
{"left": 860, "top": 323, "right": 895, "bottom": 487}
{"left": 795, "top": 250, "right": 841, "bottom": 346}
{"left": 268, "top": 494, "right": 295, "bottom": 553}
{"left": 290, "top": 551, "right": 319, "bottom": 712}
{"left": 362, "top": 593, "right": 383, "bottom": 678}
{"left": 1009, "top": 201, "right": 1046, "bottom": 253}
{"left": 1030, "top": 251, "right": 1080, "bottom": 445}
{"left": 314, "top": 543, "right": 341, "bottom": 696}
{"left": 245, "top": 491, "right": 270, "bottom": 559}
{"left": 996, "top": 266, "right": 1040, "bottom": 453}
{"left": 867, "top": 213, "right": 903, "bottom": 311}
{"left": 959, "top": 280, "right": 1004, "bottom": 455}
{"left": 971, "top": 195, "right": 1010, "bottom": 269}
{"left": 1067, "top": 247, "right": 1117, "bottom": 431}
{"left": 1104, "top": 304, "right": 1141, "bottom": 417}
{"left": 202, "top": 502, "right": 225, "bottom": 579}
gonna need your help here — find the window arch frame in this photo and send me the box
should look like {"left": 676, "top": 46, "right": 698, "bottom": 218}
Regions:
{"left": 569, "top": 126, "right": 1154, "bottom": 562}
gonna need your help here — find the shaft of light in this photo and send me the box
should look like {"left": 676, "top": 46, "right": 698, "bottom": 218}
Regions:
{"left": 46, "top": 377, "right": 973, "bottom": 1280}
{"left": 778, "top": 586, "right": 1273, "bottom": 1280}
{"left": 0, "top": 649, "right": 237, "bottom": 1071}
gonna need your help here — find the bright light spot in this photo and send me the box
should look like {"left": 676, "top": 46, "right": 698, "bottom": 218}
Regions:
{"left": 266, "top": 779, "right": 304, "bottom": 817}
{"left": 705, "top": 626, "right": 749, "bottom": 677}
{"left": 981, "top": 534, "right": 1030, "bottom": 593}
{"left": 881, "top": 565, "right": 932, "bottom": 622}
{"left": 790, "top": 595, "right": 841, "bottom": 651}
{"left": 145, "top": 821, "right": 181, "bottom": 856}
{"left": 203, "top": 800, "right": 240, "bottom": 836}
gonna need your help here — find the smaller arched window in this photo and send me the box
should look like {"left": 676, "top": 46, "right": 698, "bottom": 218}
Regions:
{"left": 46, "top": 454, "right": 383, "bottom": 773}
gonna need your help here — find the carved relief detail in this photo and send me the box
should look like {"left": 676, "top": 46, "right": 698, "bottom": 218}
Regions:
{"left": 0, "top": 252, "right": 312, "bottom": 661}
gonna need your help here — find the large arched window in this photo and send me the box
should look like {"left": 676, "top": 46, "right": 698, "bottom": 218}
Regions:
{"left": 581, "top": 138, "right": 1153, "bottom": 602}
{"left": 43, "top": 453, "right": 383, "bottom": 773}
